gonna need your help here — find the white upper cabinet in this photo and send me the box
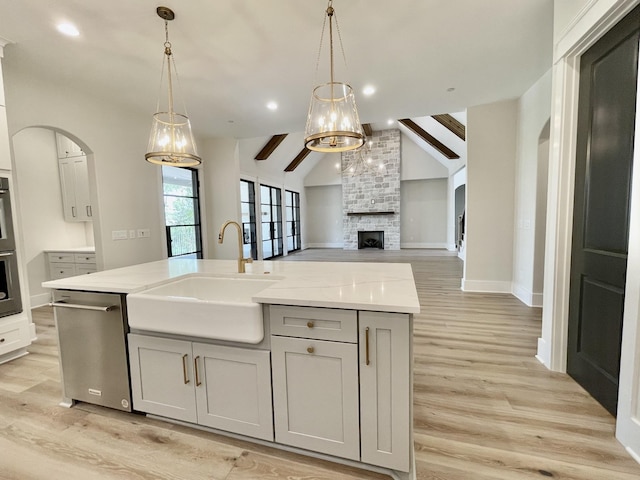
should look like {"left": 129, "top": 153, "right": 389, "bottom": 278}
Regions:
{"left": 55, "top": 132, "right": 84, "bottom": 158}
{"left": 56, "top": 133, "right": 91, "bottom": 222}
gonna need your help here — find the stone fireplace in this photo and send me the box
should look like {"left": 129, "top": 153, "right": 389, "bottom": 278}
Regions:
{"left": 342, "top": 129, "right": 401, "bottom": 250}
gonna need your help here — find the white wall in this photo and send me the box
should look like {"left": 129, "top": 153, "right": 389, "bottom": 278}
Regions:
{"left": 400, "top": 134, "right": 449, "bottom": 181}
{"left": 463, "top": 99, "right": 519, "bottom": 293}
{"left": 512, "top": 69, "right": 552, "bottom": 307}
{"left": 3, "top": 60, "right": 165, "bottom": 271}
{"left": 554, "top": 0, "right": 592, "bottom": 38}
{"left": 12, "top": 128, "right": 90, "bottom": 306}
{"left": 304, "top": 185, "right": 343, "bottom": 248}
{"left": 400, "top": 179, "right": 448, "bottom": 248}
{"left": 200, "top": 137, "right": 240, "bottom": 260}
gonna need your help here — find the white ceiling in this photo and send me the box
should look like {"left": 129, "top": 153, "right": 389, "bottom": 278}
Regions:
{"left": 0, "top": 0, "right": 553, "bottom": 140}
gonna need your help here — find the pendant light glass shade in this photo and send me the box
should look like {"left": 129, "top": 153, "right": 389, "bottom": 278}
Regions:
{"left": 145, "top": 7, "right": 201, "bottom": 167}
{"left": 304, "top": 1, "right": 364, "bottom": 153}
{"left": 146, "top": 112, "right": 200, "bottom": 166}
{"left": 305, "top": 82, "right": 364, "bottom": 153}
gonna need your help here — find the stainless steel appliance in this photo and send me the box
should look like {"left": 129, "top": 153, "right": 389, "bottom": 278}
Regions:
{"left": 0, "top": 177, "right": 22, "bottom": 318}
{"left": 52, "top": 290, "right": 132, "bottom": 412}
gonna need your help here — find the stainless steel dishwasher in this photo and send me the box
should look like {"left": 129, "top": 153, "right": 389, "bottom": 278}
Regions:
{"left": 52, "top": 290, "right": 132, "bottom": 412}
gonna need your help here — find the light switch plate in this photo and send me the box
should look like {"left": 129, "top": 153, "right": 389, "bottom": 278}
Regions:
{"left": 112, "top": 230, "right": 128, "bottom": 241}
{"left": 137, "top": 229, "right": 150, "bottom": 238}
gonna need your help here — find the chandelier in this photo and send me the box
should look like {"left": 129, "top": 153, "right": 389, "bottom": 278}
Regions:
{"left": 339, "top": 139, "right": 387, "bottom": 176}
{"left": 304, "top": 0, "right": 364, "bottom": 153}
{"left": 145, "top": 7, "right": 201, "bottom": 167}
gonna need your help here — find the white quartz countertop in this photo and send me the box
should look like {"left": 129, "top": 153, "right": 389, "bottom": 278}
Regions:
{"left": 44, "top": 246, "right": 96, "bottom": 253}
{"left": 42, "top": 258, "right": 420, "bottom": 314}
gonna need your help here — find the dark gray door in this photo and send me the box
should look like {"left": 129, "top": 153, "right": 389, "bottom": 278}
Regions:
{"left": 567, "top": 5, "right": 639, "bottom": 416}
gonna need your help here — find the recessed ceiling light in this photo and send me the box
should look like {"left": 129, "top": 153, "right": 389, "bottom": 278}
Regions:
{"left": 266, "top": 101, "right": 278, "bottom": 111}
{"left": 56, "top": 23, "right": 80, "bottom": 37}
{"left": 362, "top": 85, "right": 376, "bottom": 96}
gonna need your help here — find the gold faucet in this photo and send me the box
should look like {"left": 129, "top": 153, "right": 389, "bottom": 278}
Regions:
{"left": 218, "top": 220, "right": 253, "bottom": 273}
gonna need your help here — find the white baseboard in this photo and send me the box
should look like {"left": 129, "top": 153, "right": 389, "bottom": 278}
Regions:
{"left": 626, "top": 446, "right": 640, "bottom": 466}
{"left": 400, "top": 242, "right": 449, "bottom": 249}
{"left": 512, "top": 284, "right": 544, "bottom": 307}
{"left": 30, "top": 292, "right": 51, "bottom": 309}
{"left": 460, "top": 279, "right": 512, "bottom": 293}
{"left": 536, "top": 337, "right": 550, "bottom": 368}
{"left": 305, "top": 243, "right": 344, "bottom": 249}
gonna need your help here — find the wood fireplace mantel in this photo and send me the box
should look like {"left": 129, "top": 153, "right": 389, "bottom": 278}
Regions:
{"left": 346, "top": 211, "right": 395, "bottom": 216}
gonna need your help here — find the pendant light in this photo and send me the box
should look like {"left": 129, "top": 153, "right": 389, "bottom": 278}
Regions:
{"left": 304, "top": 0, "right": 364, "bottom": 153}
{"left": 145, "top": 6, "right": 201, "bottom": 167}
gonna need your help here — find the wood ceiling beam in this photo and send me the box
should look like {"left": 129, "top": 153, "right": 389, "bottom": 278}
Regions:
{"left": 362, "top": 123, "right": 373, "bottom": 137}
{"left": 432, "top": 114, "right": 466, "bottom": 141}
{"left": 284, "top": 147, "right": 312, "bottom": 172}
{"left": 398, "top": 119, "right": 460, "bottom": 159}
{"left": 255, "top": 134, "right": 288, "bottom": 160}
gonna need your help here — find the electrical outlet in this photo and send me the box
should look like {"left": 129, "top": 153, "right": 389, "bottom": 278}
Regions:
{"left": 112, "top": 230, "right": 128, "bottom": 241}
{"left": 137, "top": 229, "right": 151, "bottom": 238}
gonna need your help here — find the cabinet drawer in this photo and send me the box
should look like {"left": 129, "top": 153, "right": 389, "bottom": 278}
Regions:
{"left": 76, "top": 265, "right": 97, "bottom": 275}
{"left": 0, "top": 320, "right": 29, "bottom": 356}
{"left": 269, "top": 305, "right": 357, "bottom": 343}
{"left": 48, "top": 252, "right": 75, "bottom": 263}
{"left": 50, "top": 263, "right": 76, "bottom": 279}
{"left": 74, "top": 253, "right": 96, "bottom": 264}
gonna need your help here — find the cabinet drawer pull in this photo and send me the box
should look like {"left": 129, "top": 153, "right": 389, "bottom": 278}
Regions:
{"left": 365, "top": 327, "right": 370, "bottom": 366}
{"left": 0, "top": 338, "right": 5, "bottom": 343}
{"left": 194, "top": 355, "right": 201, "bottom": 386}
{"left": 307, "top": 346, "right": 315, "bottom": 354}
{"left": 307, "top": 321, "right": 314, "bottom": 328}
{"left": 182, "top": 354, "right": 189, "bottom": 384}
{"left": 86, "top": 205, "right": 92, "bottom": 217}
{"left": 71, "top": 206, "right": 76, "bottom": 217}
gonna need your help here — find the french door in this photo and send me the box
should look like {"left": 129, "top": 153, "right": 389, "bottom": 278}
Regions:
{"left": 286, "top": 190, "right": 301, "bottom": 253}
{"left": 260, "top": 184, "right": 283, "bottom": 259}
{"left": 162, "top": 166, "right": 203, "bottom": 259}
{"left": 240, "top": 180, "right": 258, "bottom": 260}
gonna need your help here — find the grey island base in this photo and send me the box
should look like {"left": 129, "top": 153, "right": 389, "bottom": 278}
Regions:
{"left": 43, "top": 258, "right": 421, "bottom": 480}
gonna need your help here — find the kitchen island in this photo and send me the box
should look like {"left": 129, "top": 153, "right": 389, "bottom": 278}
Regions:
{"left": 43, "top": 258, "right": 420, "bottom": 480}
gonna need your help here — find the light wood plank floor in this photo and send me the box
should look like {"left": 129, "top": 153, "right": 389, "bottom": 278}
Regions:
{"left": 1, "top": 249, "right": 639, "bottom": 479}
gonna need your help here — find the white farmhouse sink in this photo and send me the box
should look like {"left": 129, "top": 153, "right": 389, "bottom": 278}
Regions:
{"left": 127, "top": 276, "right": 279, "bottom": 343}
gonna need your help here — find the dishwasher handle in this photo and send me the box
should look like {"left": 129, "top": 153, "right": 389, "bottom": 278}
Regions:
{"left": 51, "top": 301, "right": 119, "bottom": 312}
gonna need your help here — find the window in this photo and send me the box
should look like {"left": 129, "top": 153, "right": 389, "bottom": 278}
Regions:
{"left": 286, "top": 190, "right": 301, "bottom": 253}
{"left": 260, "top": 184, "right": 283, "bottom": 259}
{"left": 162, "top": 166, "right": 202, "bottom": 259}
{"left": 240, "top": 179, "right": 258, "bottom": 260}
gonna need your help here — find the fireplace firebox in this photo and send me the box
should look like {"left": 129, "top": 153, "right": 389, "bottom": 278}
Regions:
{"left": 358, "top": 231, "right": 384, "bottom": 249}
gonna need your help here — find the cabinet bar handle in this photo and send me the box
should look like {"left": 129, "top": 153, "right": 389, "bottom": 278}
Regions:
{"left": 71, "top": 206, "right": 76, "bottom": 217}
{"left": 86, "top": 205, "right": 92, "bottom": 217}
{"left": 182, "top": 354, "right": 189, "bottom": 384}
{"left": 194, "top": 356, "right": 201, "bottom": 386}
{"left": 365, "top": 327, "right": 370, "bottom": 366}
{"left": 307, "top": 321, "right": 314, "bottom": 328}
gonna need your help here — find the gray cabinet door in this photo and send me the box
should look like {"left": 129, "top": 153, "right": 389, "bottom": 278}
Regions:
{"left": 271, "top": 335, "right": 359, "bottom": 460}
{"left": 193, "top": 343, "right": 273, "bottom": 441}
{"left": 128, "top": 334, "right": 197, "bottom": 423}
{"left": 359, "top": 311, "right": 411, "bottom": 472}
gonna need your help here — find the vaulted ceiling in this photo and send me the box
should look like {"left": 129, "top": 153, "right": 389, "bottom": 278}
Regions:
{"left": 0, "top": 0, "right": 553, "bottom": 140}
